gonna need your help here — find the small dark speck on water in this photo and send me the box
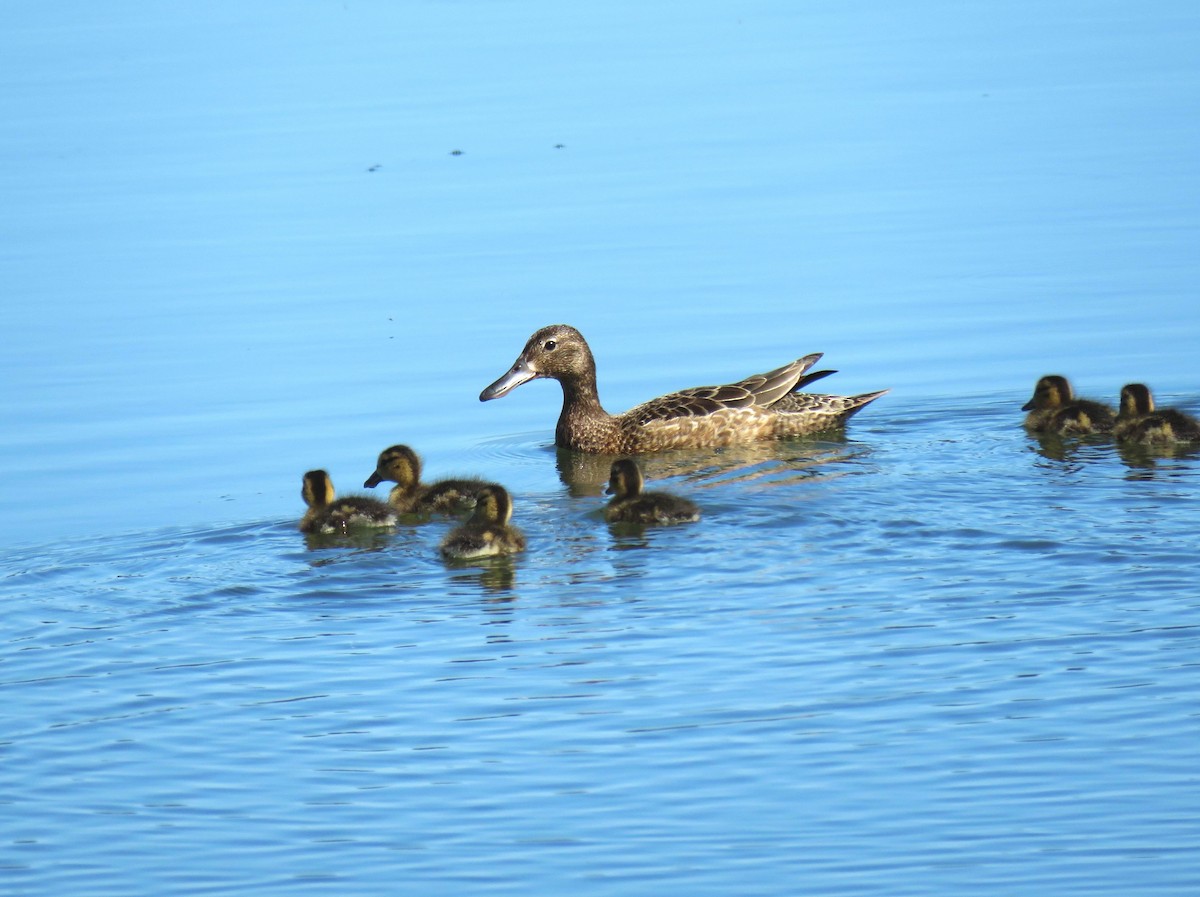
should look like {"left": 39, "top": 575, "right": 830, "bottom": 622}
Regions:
{"left": 450, "top": 149, "right": 463, "bottom": 156}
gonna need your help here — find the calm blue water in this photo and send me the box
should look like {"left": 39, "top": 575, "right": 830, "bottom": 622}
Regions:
{"left": 3, "top": 2, "right": 1200, "bottom": 895}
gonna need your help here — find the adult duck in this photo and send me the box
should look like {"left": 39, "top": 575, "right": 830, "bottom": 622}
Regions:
{"left": 479, "top": 324, "right": 887, "bottom": 453}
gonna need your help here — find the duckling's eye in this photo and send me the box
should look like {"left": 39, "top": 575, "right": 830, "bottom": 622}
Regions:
{"left": 544, "top": 339, "right": 557, "bottom": 351}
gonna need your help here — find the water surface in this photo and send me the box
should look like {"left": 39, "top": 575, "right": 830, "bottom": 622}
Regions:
{"left": 3, "top": 2, "right": 1200, "bottom": 895}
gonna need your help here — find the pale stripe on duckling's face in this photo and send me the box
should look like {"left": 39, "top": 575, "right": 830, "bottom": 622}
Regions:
{"left": 302, "top": 470, "right": 335, "bottom": 508}
{"left": 1119, "top": 384, "right": 1155, "bottom": 418}
{"left": 364, "top": 444, "right": 421, "bottom": 489}
{"left": 472, "top": 486, "right": 512, "bottom": 526}
{"left": 606, "top": 459, "right": 644, "bottom": 500}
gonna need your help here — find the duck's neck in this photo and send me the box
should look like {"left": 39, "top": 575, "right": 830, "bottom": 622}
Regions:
{"left": 388, "top": 483, "right": 419, "bottom": 512}
{"left": 556, "top": 373, "right": 616, "bottom": 451}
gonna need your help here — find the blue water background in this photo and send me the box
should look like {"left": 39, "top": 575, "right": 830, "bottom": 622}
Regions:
{"left": 2, "top": 2, "right": 1199, "bottom": 895}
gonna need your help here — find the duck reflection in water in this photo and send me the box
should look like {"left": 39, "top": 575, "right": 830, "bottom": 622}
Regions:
{"left": 554, "top": 437, "right": 871, "bottom": 498}
{"left": 1116, "top": 439, "right": 1200, "bottom": 476}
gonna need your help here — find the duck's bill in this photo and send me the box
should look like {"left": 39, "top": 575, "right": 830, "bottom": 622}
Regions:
{"left": 480, "top": 360, "right": 539, "bottom": 401}
{"left": 1020, "top": 400, "right": 1035, "bottom": 411}
{"left": 363, "top": 471, "right": 384, "bottom": 488}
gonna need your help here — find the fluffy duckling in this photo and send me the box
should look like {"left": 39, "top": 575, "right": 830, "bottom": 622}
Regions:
{"left": 363, "top": 444, "right": 492, "bottom": 514}
{"left": 439, "top": 485, "right": 526, "bottom": 560}
{"left": 1114, "top": 383, "right": 1200, "bottom": 444}
{"left": 604, "top": 458, "right": 701, "bottom": 525}
{"left": 300, "top": 469, "right": 397, "bottom": 534}
{"left": 1022, "top": 375, "right": 1115, "bottom": 435}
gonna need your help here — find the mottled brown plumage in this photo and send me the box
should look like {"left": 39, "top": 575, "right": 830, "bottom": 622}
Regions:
{"left": 1021, "top": 375, "right": 1115, "bottom": 435}
{"left": 363, "top": 444, "right": 493, "bottom": 514}
{"left": 479, "top": 324, "right": 886, "bottom": 453}
{"left": 1114, "top": 384, "right": 1200, "bottom": 444}
{"left": 299, "top": 469, "right": 396, "bottom": 534}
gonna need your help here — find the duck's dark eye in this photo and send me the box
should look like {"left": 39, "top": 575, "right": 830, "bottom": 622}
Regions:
{"left": 544, "top": 339, "right": 557, "bottom": 351}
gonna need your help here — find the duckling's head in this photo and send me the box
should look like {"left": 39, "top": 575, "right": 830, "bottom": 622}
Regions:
{"left": 364, "top": 444, "right": 421, "bottom": 489}
{"left": 480, "top": 324, "right": 595, "bottom": 400}
{"left": 1022, "top": 375, "right": 1074, "bottom": 411}
{"left": 302, "top": 470, "right": 335, "bottom": 509}
{"left": 1119, "top": 383, "right": 1155, "bottom": 418}
{"left": 606, "top": 458, "right": 645, "bottom": 499}
{"left": 471, "top": 485, "right": 513, "bottom": 525}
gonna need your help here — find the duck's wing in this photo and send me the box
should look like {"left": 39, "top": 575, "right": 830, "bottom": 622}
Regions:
{"left": 627, "top": 354, "right": 823, "bottom": 424}
{"left": 773, "top": 389, "right": 888, "bottom": 418}
{"left": 795, "top": 368, "right": 837, "bottom": 390}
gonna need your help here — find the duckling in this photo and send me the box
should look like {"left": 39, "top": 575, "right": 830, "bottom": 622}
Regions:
{"left": 363, "top": 444, "right": 492, "bottom": 514}
{"left": 1021, "top": 375, "right": 1115, "bottom": 435}
{"left": 1114, "top": 383, "right": 1200, "bottom": 444}
{"left": 300, "top": 469, "right": 397, "bottom": 534}
{"left": 604, "top": 458, "right": 701, "bottom": 525}
{"left": 439, "top": 485, "right": 526, "bottom": 560}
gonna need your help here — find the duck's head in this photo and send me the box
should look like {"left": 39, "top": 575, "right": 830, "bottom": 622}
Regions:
{"left": 302, "top": 470, "right": 335, "bottom": 508}
{"left": 480, "top": 324, "right": 594, "bottom": 401}
{"left": 471, "top": 485, "right": 513, "bottom": 525}
{"left": 605, "top": 458, "right": 644, "bottom": 499}
{"left": 1119, "top": 383, "right": 1155, "bottom": 418}
{"left": 364, "top": 444, "right": 421, "bottom": 489}
{"left": 1022, "top": 375, "right": 1073, "bottom": 411}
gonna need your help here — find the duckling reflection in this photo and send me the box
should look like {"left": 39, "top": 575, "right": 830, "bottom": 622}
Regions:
{"left": 1022, "top": 375, "right": 1115, "bottom": 435}
{"left": 364, "top": 444, "right": 493, "bottom": 514}
{"left": 303, "top": 527, "right": 396, "bottom": 553}
{"left": 439, "top": 485, "right": 526, "bottom": 560}
{"left": 1116, "top": 438, "right": 1200, "bottom": 474}
{"left": 300, "top": 469, "right": 396, "bottom": 534}
{"left": 1114, "top": 384, "right": 1200, "bottom": 445}
{"left": 605, "top": 459, "right": 700, "bottom": 525}
{"left": 445, "top": 557, "right": 519, "bottom": 595}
